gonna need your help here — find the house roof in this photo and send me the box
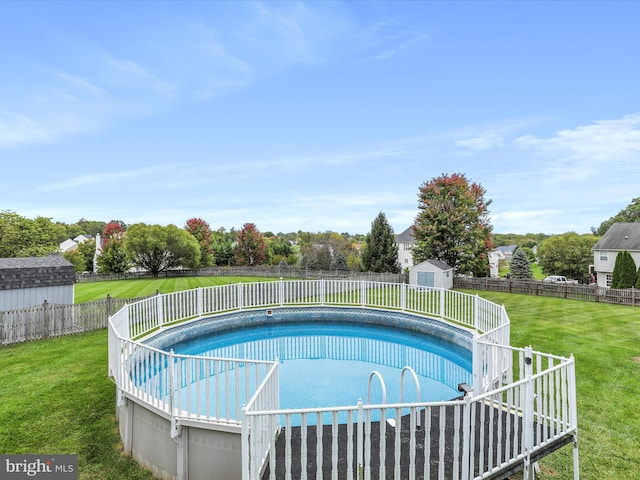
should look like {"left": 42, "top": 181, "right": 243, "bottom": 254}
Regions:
{"left": 592, "top": 223, "right": 640, "bottom": 251}
{"left": 495, "top": 244, "right": 517, "bottom": 255}
{"left": 60, "top": 239, "right": 78, "bottom": 252}
{"left": 396, "top": 226, "right": 415, "bottom": 243}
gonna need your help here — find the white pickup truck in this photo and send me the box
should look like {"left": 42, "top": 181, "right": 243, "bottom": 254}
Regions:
{"left": 543, "top": 275, "right": 578, "bottom": 284}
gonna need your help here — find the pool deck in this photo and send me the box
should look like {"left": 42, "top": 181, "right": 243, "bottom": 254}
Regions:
{"left": 262, "top": 401, "right": 575, "bottom": 479}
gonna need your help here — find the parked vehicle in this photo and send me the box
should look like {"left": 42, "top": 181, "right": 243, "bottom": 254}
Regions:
{"left": 543, "top": 275, "right": 578, "bottom": 284}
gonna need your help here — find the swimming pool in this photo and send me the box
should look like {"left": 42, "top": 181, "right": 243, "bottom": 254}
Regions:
{"left": 167, "top": 320, "right": 472, "bottom": 411}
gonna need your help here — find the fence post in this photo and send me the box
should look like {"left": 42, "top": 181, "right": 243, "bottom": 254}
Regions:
{"left": 106, "top": 294, "right": 112, "bottom": 318}
{"left": 473, "top": 294, "right": 479, "bottom": 331}
{"left": 196, "top": 287, "right": 203, "bottom": 317}
{"left": 472, "top": 332, "right": 483, "bottom": 393}
{"left": 522, "top": 346, "right": 535, "bottom": 480}
{"left": 439, "top": 287, "right": 446, "bottom": 319}
{"left": 279, "top": 277, "right": 284, "bottom": 306}
{"left": 238, "top": 283, "right": 244, "bottom": 310}
{"left": 43, "top": 300, "right": 50, "bottom": 340}
{"left": 156, "top": 291, "right": 164, "bottom": 329}
{"left": 357, "top": 398, "right": 364, "bottom": 475}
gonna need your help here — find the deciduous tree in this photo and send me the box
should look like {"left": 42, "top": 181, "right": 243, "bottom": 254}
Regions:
{"left": 361, "top": 212, "right": 400, "bottom": 273}
{"left": 538, "top": 232, "right": 597, "bottom": 283}
{"left": 594, "top": 197, "right": 640, "bottom": 235}
{"left": 124, "top": 223, "right": 200, "bottom": 277}
{"left": 412, "top": 173, "right": 493, "bottom": 276}
{"left": 185, "top": 217, "right": 214, "bottom": 267}
{"left": 0, "top": 211, "right": 61, "bottom": 257}
{"left": 234, "top": 223, "right": 266, "bottom": 266}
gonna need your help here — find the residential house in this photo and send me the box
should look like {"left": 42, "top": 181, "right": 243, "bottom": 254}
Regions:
{"left": 396, "top": 226, "right": 416, "bottom": 270}
{"left": 59, "top": 234, "right": 92, "bottom": 253}
{"left": 591, "top": 223, "right": 640, "bottom": 287}
{"left": 487, "top": 245, "right": 517, "bottom": 278}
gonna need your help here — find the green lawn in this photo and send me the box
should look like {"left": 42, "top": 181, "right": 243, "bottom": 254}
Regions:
{"left": 2, "top": 279, "right": 639, "bottom": 479}
{"left": 460, "top": 290, "right": 640, "bottom": 479}
{"left": 74, "top": 275, "right": 277, "bottom": 303}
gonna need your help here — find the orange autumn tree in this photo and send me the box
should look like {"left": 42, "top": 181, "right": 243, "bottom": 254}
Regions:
{"left": 412, "top": 173, "right": 493, "bottom": 277}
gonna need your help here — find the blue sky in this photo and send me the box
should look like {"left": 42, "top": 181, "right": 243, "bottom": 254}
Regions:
{"left": 2, "top": 1, "right": 639, "bottom": 235}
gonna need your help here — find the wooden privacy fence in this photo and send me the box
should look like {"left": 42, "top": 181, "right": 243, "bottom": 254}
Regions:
{"left": 455, "top": 276, "right": 640, "bottom": 306}
{"left": 0, "top": 295, "right": 143, "bottom": 346}
{"left": 76, "top": 266, "right": 407, "bottom": 284}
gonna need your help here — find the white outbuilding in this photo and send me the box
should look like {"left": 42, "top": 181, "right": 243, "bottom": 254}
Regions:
{"left": 409, "top": 259, "right": 454, "bottom": 289}
{"left": 0, "top": 255, "right": 75, "bottom": 311}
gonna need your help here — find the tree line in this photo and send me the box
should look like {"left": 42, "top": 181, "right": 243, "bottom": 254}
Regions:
{"left": 2, "top": 175, "right": 639, "bottom": 281}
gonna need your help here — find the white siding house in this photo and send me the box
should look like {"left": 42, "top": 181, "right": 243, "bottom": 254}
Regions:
{"left": 0, "top": 256, "right": 75, "bottom": 311}
{"left": 592, "top": 223, "right": 640, "bottom": 287}
{"left": 409, "top": 259, "right": 454, "bottom": 289}
{"left": 396, "top": 226, "right": 416, "bottom": 270}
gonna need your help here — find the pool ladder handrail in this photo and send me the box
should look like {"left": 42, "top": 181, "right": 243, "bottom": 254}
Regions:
{"left": 367, "top": 370, "right": 387, "bottom": 404}
{"left": 367, "top": 366, "right": 422, "bottom": 429}
{"left": 400, "top": 366, "right": 421, "bottom": 429}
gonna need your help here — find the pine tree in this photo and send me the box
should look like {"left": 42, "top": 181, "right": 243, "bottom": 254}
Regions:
{"left": 361, "top": 212, "right": 400, "bottom": 273}
{"left": 509, "top": 248, "right": 534, "bottom": 280}
{"left": 612, "top": 250, "right": 638, "bottom": 288}
{"left": 620, "top": 251, "right": 637, "bottom": 288}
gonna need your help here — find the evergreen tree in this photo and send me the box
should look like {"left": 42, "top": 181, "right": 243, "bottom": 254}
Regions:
{"left": 611, "top": 251, "right": 623, "bottom": 288}
{"left": 611, "top": 250, "right": 637, "bottom": 288}
{"left": 331, "top": 252, "right": 348, "bottom": 271}
{"left": 509, "top": 248, "right": 534, "bottom": 280}
{"left": 361, "top": 212, "right": 400, "bottom": 273}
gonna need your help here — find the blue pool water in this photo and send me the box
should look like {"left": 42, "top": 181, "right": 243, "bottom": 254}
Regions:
{"left": 167, "top": 321, "right": 472, "bottom": 410}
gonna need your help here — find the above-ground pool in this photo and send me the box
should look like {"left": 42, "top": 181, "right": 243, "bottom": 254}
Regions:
{"left": 167, "top": 320, "right": 472, "bottom": 411}
{"left": 111, "top": 282, "right": 579, "bottom": 480}
{"left": 142, "top": 306, "right": 474, "bottom": 424}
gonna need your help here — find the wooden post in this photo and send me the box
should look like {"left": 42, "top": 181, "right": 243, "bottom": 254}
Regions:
{"left": 106, "top": 294, "right": 112, "bottom": 318}
{"left": 43, "top": 300, "right": 50, "bottom": 340}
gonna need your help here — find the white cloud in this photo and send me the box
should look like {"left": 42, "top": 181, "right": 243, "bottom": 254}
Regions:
{"left": 514, "top": 114, "right": 640, "bottom": 180}
{"left": 455, "top": 133, "right": 505, "bottom": 151}
{"left": 37, "top": 165, "right": 178, "bottom": 192}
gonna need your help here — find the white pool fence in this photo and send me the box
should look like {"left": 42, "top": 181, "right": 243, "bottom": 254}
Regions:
{"left": 108, "top": 279, "right": 578, "bottom": 480}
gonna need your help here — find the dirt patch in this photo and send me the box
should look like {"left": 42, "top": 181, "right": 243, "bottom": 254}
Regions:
{"left": 632, "top": 357, "right": 640, "bottom": 363}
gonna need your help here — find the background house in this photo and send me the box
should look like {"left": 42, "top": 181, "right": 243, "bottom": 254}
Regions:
{"left": 59, "top": 234, "right": 92, "bottom": 253}
{"left": 396, "top": 226, "right": 416, "bottom": 270}
{"left": 409, "top": 259, "right": 454, "bottom": 289}
{"left": 0, "top": 256, "right": 75, "bottom": 311}
{"left": 592, "top": 223, "right": 640, "bottom": 287}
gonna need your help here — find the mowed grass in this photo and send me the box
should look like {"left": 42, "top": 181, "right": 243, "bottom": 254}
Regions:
{"left": 74, "top": 275, "right": 277, "bottom": 303}
{"left": 461, "top": 290, "right": 640, "bottom": 479}
{"left": 2, "top": 278, "right": 639, "bottom": 479}
{"left": 0, "top": 330, "right": 155, "bottom": 480}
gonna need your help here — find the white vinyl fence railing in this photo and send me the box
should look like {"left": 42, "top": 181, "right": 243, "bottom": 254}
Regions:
{"left": 108, "top": 280, "right": 578, "bottom": 480}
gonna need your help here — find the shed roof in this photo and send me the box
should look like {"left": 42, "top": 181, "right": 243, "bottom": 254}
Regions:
{"left": 413, "top": 259, "right": 453, "bottom": 271}
{"left": 592, "top": 223, "right": 640, "bottom": 251}
{"left": 0, "top": 255, "right": 75, "bottom": 290}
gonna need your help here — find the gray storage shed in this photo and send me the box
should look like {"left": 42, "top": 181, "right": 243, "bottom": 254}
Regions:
{"left": 409, "top": 259, "right": 454, "bottom": 289}
{"left": 0, "top": 256, "right": 75, "bottom": 311}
